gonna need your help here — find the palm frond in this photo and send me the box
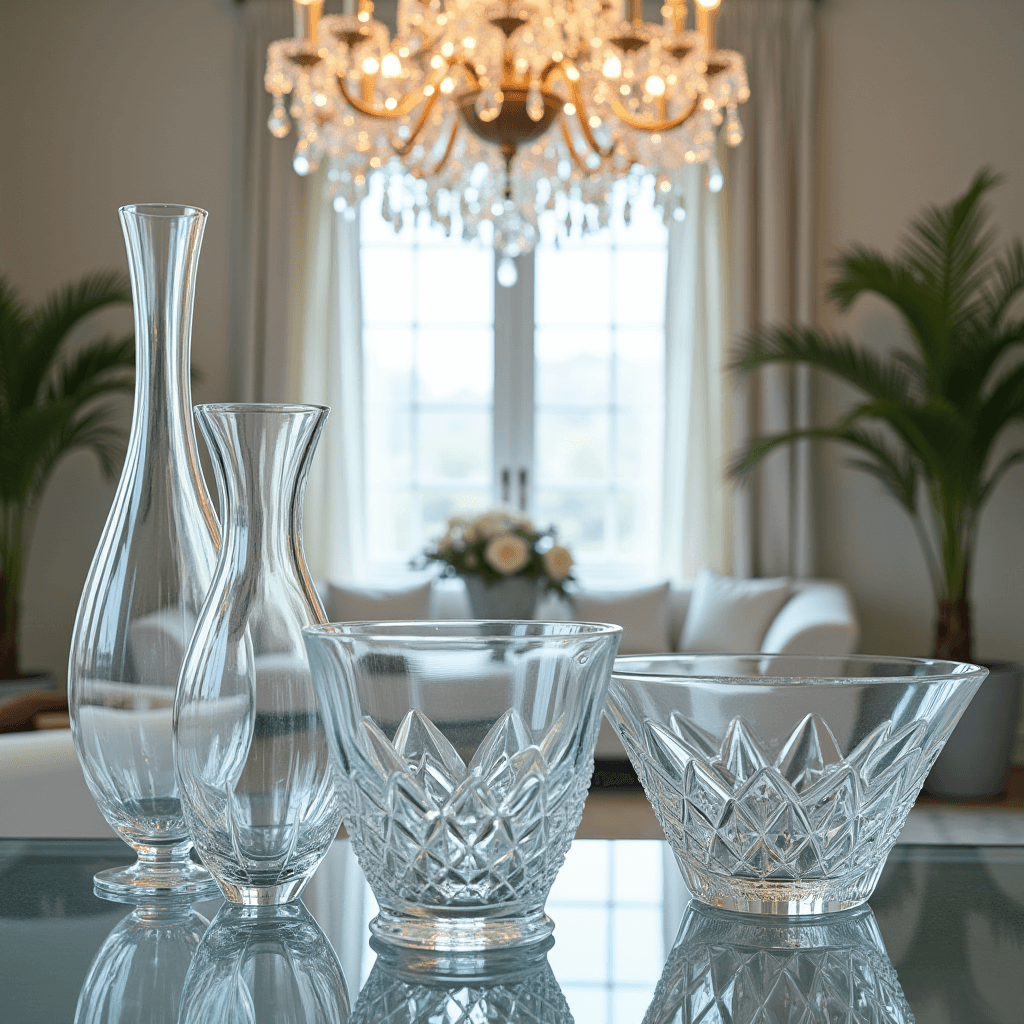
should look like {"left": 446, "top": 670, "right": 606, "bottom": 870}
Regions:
{"left": 979, "top": 448, "right": 1024, "bottom": 506}
{"left": 828, "top": 247, "right": 947, "bottom": 379}
{"left": 0, "top": 278, "right": 31, "bottom": 413}
{"left": 0, "top": 401, "right": 78, "bottom": 504}
{"left": 842, "top": 425, "right": 918, "bottom": 511}
{"left": 45, "top": 334, "right": 135, "bottom": 406}
{"left": 14, "top": 271, "right": 131, "bottom": 410}
{"left": 730, "top": 325, "right": 911, "bottom": 403}
{"left": 982, "top": 239, "right": 1024, "bottom": 329}
{"left": 971, "top": 361, "right": 1024, "bottom": 473}
{"left": 899, "top": 168, "right": 1000, "bottom": 327}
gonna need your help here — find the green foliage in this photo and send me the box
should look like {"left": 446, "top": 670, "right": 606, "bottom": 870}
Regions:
{"left": 731, "top": 170, "right": 1024, "bottom": 655}
{"left": 0, "top": 271, "right": 133, "bottom": 675}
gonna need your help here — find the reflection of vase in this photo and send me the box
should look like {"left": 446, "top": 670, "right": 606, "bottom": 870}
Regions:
{"left": 351, "top": 941, "right": 573, "bottom": 1024}
{"left": 462, "top": 575, "right": 540, "bottom": 619}
{"left": 69, "top": 204, "right": 220, "bottom": 901}
{"left": 74, "top": 902, "right": 208, "bottom": 1024}
{"left": 177, "top": 902, "right": 350, "bottom": 1024}
{"left": 174, "top": 404, "right": 343, "bottom": 905}
{"left": 643, "top": 902, "right": 912, "bottom": 1024}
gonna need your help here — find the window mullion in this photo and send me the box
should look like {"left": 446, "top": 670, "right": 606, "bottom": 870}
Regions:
{"left": 492, "top": 252, "right": 536, "bottom": 514}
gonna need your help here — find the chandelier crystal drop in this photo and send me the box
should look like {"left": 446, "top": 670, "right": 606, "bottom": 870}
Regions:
{"left": 266, "top": 0, "right": 748, "bottom": 261}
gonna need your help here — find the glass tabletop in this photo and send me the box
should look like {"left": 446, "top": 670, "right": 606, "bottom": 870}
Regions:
{"left": 0, "top": 837, "right": 1021, "bottom": 1023}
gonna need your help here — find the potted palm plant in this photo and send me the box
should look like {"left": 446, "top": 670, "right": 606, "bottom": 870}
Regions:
{"left": 0, "top": 272, "right": 133, "bottom": 688}
{"left": 731, "top": 169, "right": 1024, "bottom": 798}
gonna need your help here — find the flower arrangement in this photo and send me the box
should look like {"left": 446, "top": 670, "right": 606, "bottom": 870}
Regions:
{"left": 419, "top": 510, "right": 574, "bottom": 595}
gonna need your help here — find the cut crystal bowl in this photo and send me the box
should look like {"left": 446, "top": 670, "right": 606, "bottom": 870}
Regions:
{"left": 607, "top": 654, "right": 986, "bottom": 915}
{"left": 303, "top": 620, "right": 621, "bottom": 950}
{"left": 351, "top": 940, "right": 572, "bottom": 1024}
{"left": 644, "top": 901, "right": 913, "bottom": 1023}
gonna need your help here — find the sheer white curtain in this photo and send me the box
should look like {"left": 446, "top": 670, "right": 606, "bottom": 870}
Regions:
{"left": 237, "top": 0, "right": 299, "bottom": 404}
{"left": 721, "top": 0, "right": 818, "bottom": 578}
{"left": 240, "top": 0, "right": 366, "bottom": 585}
{"left": 288, "top": 177, "right": 366, "bottom": 584}
{"left": 659, "top": 170, "right": 731, "bottom": 581}
{"left": 660, "top": 0, "right": 818, "bottom": 582}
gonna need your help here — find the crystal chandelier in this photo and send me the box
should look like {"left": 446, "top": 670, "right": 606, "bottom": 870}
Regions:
{"left": 266, "top": 0, "right": 748, "bottom": 266}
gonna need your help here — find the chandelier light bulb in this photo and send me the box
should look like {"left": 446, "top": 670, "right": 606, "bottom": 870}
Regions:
{"left": 695, "top": 0, "right": 722, "bottom": 8}
{"left": 705, "top": 160, "right": 724, "bottom": 193}
{"left": 645, "top": 75, "right": 666, "bottom": 97}
{"left": 602, "top": 55, "right": 622, "bottom": 79}
{"left": 564, "top": 63, "right": 580, "bottom": 81}
{"left": 362, "top": 56, "right": 380, "bottom": 75}
{"left": 440, "top": 77, "right": 455, "bottom": 94}
{"left": 497, "top": 256, "right": 518, "bottom": 288}
{"left": 380, "top": 52, "right": 401, "bottom": 78}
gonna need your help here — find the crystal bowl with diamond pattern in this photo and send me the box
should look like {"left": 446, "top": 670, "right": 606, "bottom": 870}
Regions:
{"left": 644, "top": 902, "right": 912, "bottom": 1024}
{"left": 607, "top": 654, "right": 986, "bottom": 915}
{"left": 303, "top": 620, "right": 621, "bottom": 950}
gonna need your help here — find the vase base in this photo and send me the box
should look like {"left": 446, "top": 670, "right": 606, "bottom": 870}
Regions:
{"left": 218, "top": 876, "right": 310, "bottom": 906}
{"left": 93, "top": 858, "right": 220, "bottom": 904}
{"left": 370, "top": 906, "right": 554, "bottom": 952}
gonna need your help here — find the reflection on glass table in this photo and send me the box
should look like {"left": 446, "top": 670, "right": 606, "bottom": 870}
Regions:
{"left": 0, "top": 839, "right": 1022, "bottom": 1024}
{"left": 177, "top": 901, "right": 350, "bottom": 1024}
{"left": 75, "top": 901, "right": 208, "bottom": 1024}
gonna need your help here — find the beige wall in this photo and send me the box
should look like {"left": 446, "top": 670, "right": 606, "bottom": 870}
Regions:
{"left": 2, "top": 0, "right": 1023, "bottom": 705}
{"left": 815, "top": 0, "right": 1024, "bottom": 669}
{"left": 0, "top": 0, "right": 243, "bottom": 680}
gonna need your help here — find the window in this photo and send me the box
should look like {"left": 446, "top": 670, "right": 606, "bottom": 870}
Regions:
{"left": 361, "top": 178, "right": 667, "bottom": 582}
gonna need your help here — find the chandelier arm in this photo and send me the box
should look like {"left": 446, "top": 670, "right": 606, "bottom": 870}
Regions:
{"left": 430, "top": 119, "right": 460, "bottom": 175}
{"left": 393, "top": 88, "right": 442, "bottom": 157}
{"left": 337, "top": 75, "right": 425, "bottom": 119}
{"left": 559, "top": 119, "right": 589, "bottom": 171}
{"left": 609, "top": 93, "right": 702, "bottom": 132}
{"left": 568, "top": 81, "right": 617, "bottom": 160}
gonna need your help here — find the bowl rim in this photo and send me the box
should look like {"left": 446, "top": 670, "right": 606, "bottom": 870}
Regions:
{"left": 303, "top": 619, "right": 624, "bottom": 643}
{"left": 610, "top": 652, "right": 988, "bottom": 686}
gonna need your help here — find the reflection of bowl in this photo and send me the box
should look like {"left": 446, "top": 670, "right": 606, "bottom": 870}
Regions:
{"left": 303, "top": 621, "right": 621, "bottom": 951}
{"left": 644, "top": 902, "right": 912, "bottom": 1024}
{"left": 607, "top": 655, "right": 986, "bottom": 915}
{"left": 351, "top": 939, "right": 573, "bottom": 1024}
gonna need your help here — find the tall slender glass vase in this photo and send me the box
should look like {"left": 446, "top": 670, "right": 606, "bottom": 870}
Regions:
{"left": 69, "top": 204, "right": 221, "bottom": 901}
{"left": 174, "top": 403, "right": 343, "bottom": 905}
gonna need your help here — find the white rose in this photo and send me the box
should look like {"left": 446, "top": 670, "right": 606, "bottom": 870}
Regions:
{"left": 542, "top": 545, "right": 573, "bottom": 581}
{"left": 475, "top": 511, "right": 513, "bottom": 538}
{"left": 484, "top": 533, "right": 531, "bottom": 575}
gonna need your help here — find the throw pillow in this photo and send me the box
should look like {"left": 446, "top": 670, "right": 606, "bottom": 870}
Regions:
{"left": 572, "top": 582, "right": 672, "bottom": 655}
{"left": 327, "top": 580, "right": 432, "bottom": 622}
{"left": 679, "top": 569, "right": 790, "bottom": 654}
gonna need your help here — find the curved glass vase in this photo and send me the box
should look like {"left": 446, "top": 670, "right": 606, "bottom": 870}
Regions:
{"left": 75, "top": 901, "right": 209, "bottom": 1024}
{"left": 607, "top": 654, "right": 987, "bottom": 915}
{"left": 644, "top": 902, "right": 913, "bottom": 1024}
{"left": 351, "top": 941, "right": 573, "bottom": 1024}
{"left": 69, "top": 204, "right": 221, "bottom": 901}
{"left": 175, "top": 403, "right": 343, "bottom": 905}
{"left": 177, "top": 902, "right": 350, "bottom": 1023}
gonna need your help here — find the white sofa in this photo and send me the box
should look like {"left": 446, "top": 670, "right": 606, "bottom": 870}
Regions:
{"left": 326, "top": 574, "right": 860, "bottom": 761}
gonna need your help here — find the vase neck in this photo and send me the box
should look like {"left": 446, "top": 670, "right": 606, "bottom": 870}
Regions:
{"left": 119, "top": 205, "right": 214, "bottom": 521}
{"left": 195, "top": 404, "right": 327, "bottom": 579}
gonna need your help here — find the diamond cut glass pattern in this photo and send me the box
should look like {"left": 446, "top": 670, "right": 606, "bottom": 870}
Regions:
{"left": 303, "top": 621, "right": 621, "bottom": 950}
{"left": 350, "top": 945, "right": 573, "bottom": 1024}
{"left": 607, "top": 655, "right": 987, "bottom": 914}
{"left": 643, "top": 903, "right": 913, "bottom": 1024}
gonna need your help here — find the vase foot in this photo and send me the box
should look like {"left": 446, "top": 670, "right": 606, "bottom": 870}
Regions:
{"left": 218, "top": 876, "right": 310, "bottom": 906}
{"left": 94, "top": 847, "right": 220, "bottom": 904}
{"left": 370, "top": 906, "right": 554, "bottom": 952}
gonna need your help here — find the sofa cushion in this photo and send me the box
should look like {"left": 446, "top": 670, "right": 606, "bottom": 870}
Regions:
{"left": 571, "top": 582, "right": 672, "bottom": 655}
{"left": 327, "top": 580, "right": 432, "bottom": 622}
{"left": 760, "top": 582, "right": 860, "bottom": 655}
{"left": 679, "top": 569, "right": 791, "bottom": 654}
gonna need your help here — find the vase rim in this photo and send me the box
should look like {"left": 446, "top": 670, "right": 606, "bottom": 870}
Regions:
{"left": 305, "top": 620, "right": 623, "bottom": 643}
{"left": 612, "top": 652, "right": 988, "bottom": 686}
{"left": 195, "top": 402, "right": 329, "bottom": 417}
{"left": 119, "top": 203, "right": 208, "bottom": 219}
